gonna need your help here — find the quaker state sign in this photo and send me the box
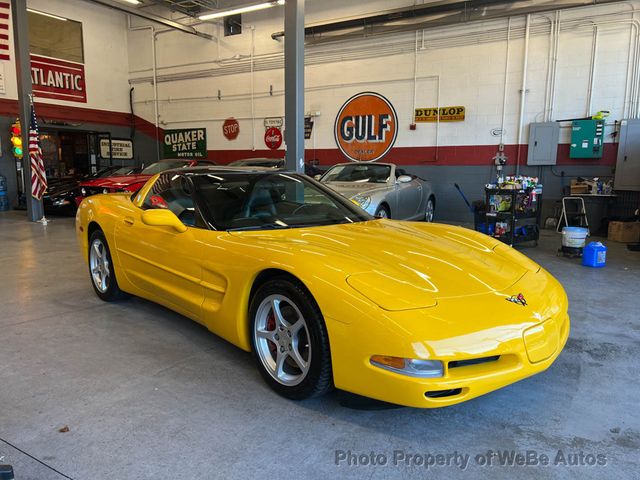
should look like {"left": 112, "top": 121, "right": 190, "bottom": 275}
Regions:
{"left": 163, "top": 128, "right": 207, "bottom": 158}
{"left": 334, "top": 92, "right": 398, "bottom": 162}
{"left": 164, "top": 128, "right": 207, "bottom": 158}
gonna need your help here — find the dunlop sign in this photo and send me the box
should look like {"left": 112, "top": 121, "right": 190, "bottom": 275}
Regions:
{"left": 335, "top": 92, "right": 398, "bottom": 162}
{"left": 415, "top": 106, "right": 466, "bottom": 122}
{"left": 163, "top": 128, "right": 207, "bottom": 158}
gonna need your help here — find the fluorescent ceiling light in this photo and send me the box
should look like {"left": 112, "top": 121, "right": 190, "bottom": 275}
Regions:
{"left": 26, "top": 8, "right": 68, "bottom": 21}
{"left": 199, "top": 0, "right": 284, "bottom": 21}
{"left": 120, "top": 0, "right": 141, "bottom": 4}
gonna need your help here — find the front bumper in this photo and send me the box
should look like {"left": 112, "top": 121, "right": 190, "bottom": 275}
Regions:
{"left": 329, "top": 311, "right": 569, "bottom": 408}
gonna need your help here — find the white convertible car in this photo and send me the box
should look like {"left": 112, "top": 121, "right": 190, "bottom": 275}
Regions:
{"left": 319, "top": 162, "right": 436, "bottom": 221}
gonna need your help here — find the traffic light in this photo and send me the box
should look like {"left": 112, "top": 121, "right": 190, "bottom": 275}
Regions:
{"left": 10, "top": 120, "right": 23, "bottom": 159}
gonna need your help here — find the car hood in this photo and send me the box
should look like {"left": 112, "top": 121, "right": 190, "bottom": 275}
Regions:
{"left": 229, "top": 220, "right": 534, "bottom": 310}
{"left": 322, "top": 181, "right": 391, "bottom": 199}
{"left": 80, "top": 174, "right": 151, "bottom": 188}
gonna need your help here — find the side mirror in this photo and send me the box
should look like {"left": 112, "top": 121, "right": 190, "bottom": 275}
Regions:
{"left": 142, "top": 209, "right": 187, "bottom": 233}
{"left": 314, "top": 174, "right": 322, "bottom": 180}
{"left": 397, "top": 175, "right": 412, "bottom": 184}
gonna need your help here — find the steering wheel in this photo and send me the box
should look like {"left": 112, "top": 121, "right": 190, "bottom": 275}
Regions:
{"left": 292, "top": 203, "right": 316, "bottom": 215}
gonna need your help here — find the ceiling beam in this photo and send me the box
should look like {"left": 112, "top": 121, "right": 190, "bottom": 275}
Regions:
{"left": 87, "top": 0, "right": 213, "bottom": 39}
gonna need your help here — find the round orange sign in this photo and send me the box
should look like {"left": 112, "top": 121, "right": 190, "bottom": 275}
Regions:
{"left": 334, "top": 92, "right": 398, "bottom": 162}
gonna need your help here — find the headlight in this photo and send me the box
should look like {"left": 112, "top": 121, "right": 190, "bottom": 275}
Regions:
{"left": 103, "top": 188, "right": 109, "bottom": 194}
{"left": 81, "top": 188, "right": 86, "bottom": 196}
{"left": 52, "top": 199, "right": 71, "bottom": 206}
{"left": 370, "top": 355, "right": 444, "bottom": 378}
{"left": 352, "top": 194, "right": 371, "bottom": 209}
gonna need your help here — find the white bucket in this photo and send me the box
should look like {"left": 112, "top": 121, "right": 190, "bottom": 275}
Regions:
{"left": 562, "top": 227, "right": 589, "bottom": 248}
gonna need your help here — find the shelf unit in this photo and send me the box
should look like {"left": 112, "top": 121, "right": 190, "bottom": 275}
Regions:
{"left": 475, "top": 187, "right": 542, "bottom": 246}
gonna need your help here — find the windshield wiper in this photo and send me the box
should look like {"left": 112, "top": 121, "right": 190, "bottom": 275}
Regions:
{"left": 227, "top": 223, "right": 291, "bottom": 232}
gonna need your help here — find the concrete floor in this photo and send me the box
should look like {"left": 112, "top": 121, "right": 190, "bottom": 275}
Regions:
{"left": 0, "top": 210, "right": 638, "bottom": 480}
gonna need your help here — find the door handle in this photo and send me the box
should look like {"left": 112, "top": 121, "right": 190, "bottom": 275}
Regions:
{"left": 124, "top": 216, "right": 134, "bottom": 226}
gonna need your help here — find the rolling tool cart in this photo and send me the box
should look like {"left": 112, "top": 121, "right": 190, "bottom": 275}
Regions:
{"left": 476, "top": 185, "right": 542, "bottom": 247}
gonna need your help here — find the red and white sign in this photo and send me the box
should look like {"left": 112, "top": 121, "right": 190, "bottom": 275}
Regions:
{"left": 30, "top": 54, "right": 87, "bottom": 103}
{"left": 264, "top": 127, "right": 283, "bottom": 150}
{"left": 0, "top": 2, "right": 10, "bottom": 62}
{"left": 223, "top": 118, "right": 240, "bottom": 140}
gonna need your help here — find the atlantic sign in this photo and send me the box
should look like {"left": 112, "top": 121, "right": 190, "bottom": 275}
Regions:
{"left": 334, "top": 92, "right": 398, "bottom": 162}
{"left": 30, "top": 54, "right": 87, "bottom": 103}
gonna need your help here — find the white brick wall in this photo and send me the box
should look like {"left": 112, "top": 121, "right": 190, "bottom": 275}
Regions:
{"left": 125, "top": 0, "right": 640, "bottom": 152}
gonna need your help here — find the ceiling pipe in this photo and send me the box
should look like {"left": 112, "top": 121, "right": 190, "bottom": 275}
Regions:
{"left": 271, "top": 0, "right": 626, "bottom": 43}
{"left": 86, "top": 0, "right": 213, "bottom": 39}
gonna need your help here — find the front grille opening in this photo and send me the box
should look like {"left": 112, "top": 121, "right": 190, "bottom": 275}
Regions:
{"left": 425, "top": 388, "right": 462, "bottom": 398}
{"left": 448, "top": 355, "right": 500, "bottom": 369}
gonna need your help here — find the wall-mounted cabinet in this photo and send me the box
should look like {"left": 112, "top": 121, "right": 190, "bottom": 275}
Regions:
{"left": 615, "top": 119, "right": 640, "bottom": 191}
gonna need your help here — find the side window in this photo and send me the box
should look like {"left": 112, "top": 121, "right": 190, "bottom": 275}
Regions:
{"left": 142, "top": 174, "right": 203, "bottom": 228}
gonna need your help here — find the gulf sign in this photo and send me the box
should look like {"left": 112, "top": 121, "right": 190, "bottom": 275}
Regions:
{"left": 334, "top": 92, "right": 398, "bottom": 162}
{"left": 30, "top": 54, "right": 87, "bottom": 103}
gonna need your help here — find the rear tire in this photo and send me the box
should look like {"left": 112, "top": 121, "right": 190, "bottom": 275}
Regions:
{"left": 88, "top": 230, "right": 128, "bottom": 302}
{"left": 250, "top": 277, "right": 332, "bottom": 400}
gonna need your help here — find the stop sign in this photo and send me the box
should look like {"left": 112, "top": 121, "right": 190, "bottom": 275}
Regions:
{"left": 223, "top": 118, "right": 240, "bottom": 140}
{"left": 264, "top": 127, "right": 283, "bottom": 150}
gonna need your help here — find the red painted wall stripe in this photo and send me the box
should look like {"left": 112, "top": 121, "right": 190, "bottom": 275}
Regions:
{"left": 206, "top": 143, "right": 617, "bottom": 167}
{"left": 0, "top": 97, "right": 619, "bottom": 167}
{"left": 0, "top": 97, "right": 162, "bottom": 141}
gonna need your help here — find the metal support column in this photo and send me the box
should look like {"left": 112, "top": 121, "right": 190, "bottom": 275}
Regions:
{"left": 11, "top": 0, "right": 43, "bottom": 221}
{"left": 284, "top": 0, "right": 305, "bottom": 173}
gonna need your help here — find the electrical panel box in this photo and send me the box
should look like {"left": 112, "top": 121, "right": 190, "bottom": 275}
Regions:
{"left": 528, "top": 122, "right": 560, "bottom": 166}
{"left": 570, "top": 120, "right": 604, "bottom": 159}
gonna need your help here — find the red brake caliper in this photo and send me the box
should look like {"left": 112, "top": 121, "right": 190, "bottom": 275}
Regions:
{"left": 266, "top": 310, "right": 277, "bottom": 358}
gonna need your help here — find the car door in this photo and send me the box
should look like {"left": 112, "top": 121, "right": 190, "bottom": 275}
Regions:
{"left": 394, "top": 168, "right": 423, "bottom": 219}
{"left": 114, "top": 173, "right": 206, "bottom": 320}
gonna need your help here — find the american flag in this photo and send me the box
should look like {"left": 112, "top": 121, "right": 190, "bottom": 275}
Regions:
{"left": 29, "top": 105, "right": 47, "bottom": 200}
{"left": 0, "top": 2, "right": 9, "bottom": 62}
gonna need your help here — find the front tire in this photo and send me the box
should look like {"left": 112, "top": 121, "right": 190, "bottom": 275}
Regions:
{"left": 88, "top": 230, "right": 127, "bottom": 302}
{"left": 425, "top": 197, "right": 435, "bottom": 222}
{"left": 375, "top": 204, "right": 390, "bottom": 219}
{"left": 250, "top": 278, "right": 332, "bottom": 400}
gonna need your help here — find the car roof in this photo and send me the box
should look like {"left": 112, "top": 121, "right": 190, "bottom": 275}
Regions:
{"left": 329, "top": 162, "right": 395, "bottom": 167}
{"left": 230, "top": 158, "right": 284, "bottom": 163}
{"left": 167, "top": 165, "right": 292, "bottom": 175}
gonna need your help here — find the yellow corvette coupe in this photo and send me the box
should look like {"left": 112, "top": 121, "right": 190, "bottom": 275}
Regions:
{"left": 76, "top": 167, "right": 569, "bottom": 408}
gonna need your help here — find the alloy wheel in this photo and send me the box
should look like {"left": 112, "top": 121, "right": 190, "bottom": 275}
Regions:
{"left": 89, "top": 238, "right": 110, "bottom": 293}
{"left": 425, "top": 199, "right": 435, "bottom": 222}
{"left": 253, "top": 294, "right": 311, "bottom": 386}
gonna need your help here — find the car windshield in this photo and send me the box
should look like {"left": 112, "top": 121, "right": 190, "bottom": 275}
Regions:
{"left": 141, "top": 160, "right": 187, "bottom": 175}
{"left": 190, "top": 172, "right": 372, "bottom": 231}
{"left": 230, "top": 159, "right": 284, "bottom": 168}
{"left": 321, "top": 164, "right": 391, "bottom": 184}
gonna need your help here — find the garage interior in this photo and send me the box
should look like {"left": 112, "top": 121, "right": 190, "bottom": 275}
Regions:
{"left": 1, "top": 0, "right": 639, "bottom": 479}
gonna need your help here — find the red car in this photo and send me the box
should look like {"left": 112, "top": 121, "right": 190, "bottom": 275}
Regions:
{"left": 77, "top": 158, "right": 215, "bottom": 204}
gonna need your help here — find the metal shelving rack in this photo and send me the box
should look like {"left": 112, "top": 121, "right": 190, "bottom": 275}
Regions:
{"left": 477, "top": 187, "right": 542, "bottom": 246}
